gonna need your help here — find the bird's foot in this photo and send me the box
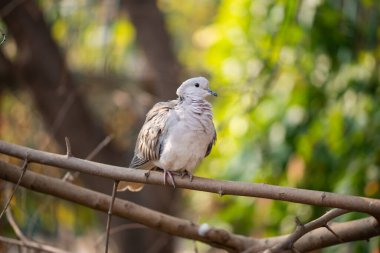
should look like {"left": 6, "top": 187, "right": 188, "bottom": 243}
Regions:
{"left": 180, "top": 170, "right": 193, "bottom": 182}
{"left": 163, "top": 169, "right": 176, "bottom": 189}
{"left": 144, "top": 168, "right": 155, "bottom": 179}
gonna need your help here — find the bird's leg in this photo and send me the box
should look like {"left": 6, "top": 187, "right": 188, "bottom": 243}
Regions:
{"left": 144, "top": 167, "right": 155, "bottom": 179}
{"left": 189, "top": 172, "right": 193, "bottom": 182}
{"left": 163, "top": 169, "right": 176, "bottom": 189}
{"left": 180, "top": 170, "right": 193, "bottom": 182}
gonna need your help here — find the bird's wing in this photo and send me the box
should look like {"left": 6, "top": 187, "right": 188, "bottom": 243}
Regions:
{"left": 205, "top": 128, "right": 217, "bottom": 157}
{"left": 130, "top": 100, "right": 176, "bottom": 168}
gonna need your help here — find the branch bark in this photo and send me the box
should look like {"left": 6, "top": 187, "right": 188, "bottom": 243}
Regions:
{"left": 262, "top": 209, "right": 349, "bottom": 253}
{"left": 0, "top": 140, "right": 379, "bottom": 216}
{"left": 1, "top": 157, "right": 379, "bottom": 252}
{"left": 0, "top": 160, "right": 252, "bottom": 252}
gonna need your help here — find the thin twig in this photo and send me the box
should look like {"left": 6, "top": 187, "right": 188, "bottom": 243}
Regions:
{"left": 0, "top": 235, "right": 71, "bottom": 253}
{"left": 267, "top": 209, "right": 349, "bottom": 252}
{"left": 6, "top": 208, "right": 28, "bottom": 242}
{"left": 95, "top": 223, "right": 146, "bottom": 246}
{"left": 0, "top": 30, "right": 6, "bottom": 45}
{"left": 193, "top": 240, "right": 199, "bottom": 253}
{"left": 41, "top": 93, "right": 76, "bottom": 150}
{"left": 105, "top": 180, "right": 119, "bottom": 253}
{"left": 325, "top": 223, "right": 344, "bottom": 242}
{"left": 62, "top": 135, "right": 113, "bottom": 182}
{"left": 0, "top": 155, "right": 28, "bottom": 220}
{"left": 146, "top": 234, "right": 171, "bottom": 253}
{"left": 65, "top": 136, "right": 72, "bottom": 158}
{"left": 27, "top": 136, "right": 114, "bottom": 235}
{"left": 85, "top": 135, "right": 113, "bottom": 161}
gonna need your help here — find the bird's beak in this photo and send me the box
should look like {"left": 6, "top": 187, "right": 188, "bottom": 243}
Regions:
{"left": 208, "top": 88, "right": 218, "bottom": 97}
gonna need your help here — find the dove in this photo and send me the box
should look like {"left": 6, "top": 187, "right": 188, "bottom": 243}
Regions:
{"left": 117, "top": 77, "right": 217, "bottom": 192}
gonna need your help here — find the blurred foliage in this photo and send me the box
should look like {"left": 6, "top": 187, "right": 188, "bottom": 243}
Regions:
{"left": 174, "top": 0, "right": 380, "bottom": 251}
{"left": 1, "top": 0, "right": 380, "bottom": 252}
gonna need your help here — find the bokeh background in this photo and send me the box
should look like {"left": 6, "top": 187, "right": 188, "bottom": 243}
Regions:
{"left": 0, "top": 0, "right": 379, "bottom": 252}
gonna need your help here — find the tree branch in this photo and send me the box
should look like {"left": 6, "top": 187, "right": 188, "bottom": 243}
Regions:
{"left": 0, "top": 160, "right": 251, "bottom": 252}
{"left": 0, "top": 158, "right": 379, "bottom": 252}
{"left": 105, "top": 180, "right": 119, "bottom": 253}
{"left": 3, "top": 202, "right": 69, "bottom": 253}
{"left": 0, "top": 155, "right": 28, "bottom": 219}
{"left": 263, "top": 209, "right": 349, "bottom": 253}
{"left": 0, "top": 140, "right": 379, "bottom": 216}
{"left": 0, "top": 235, "right": 71, "bottom": 253}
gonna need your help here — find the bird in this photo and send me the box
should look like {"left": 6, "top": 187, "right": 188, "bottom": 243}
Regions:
{"left": 117, "top": 77, "right": 217, "bottom": 192}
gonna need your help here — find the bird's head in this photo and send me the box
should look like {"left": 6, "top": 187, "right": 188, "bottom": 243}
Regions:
{"left": 176, "top": 77, "right": 217, "bottom": 99}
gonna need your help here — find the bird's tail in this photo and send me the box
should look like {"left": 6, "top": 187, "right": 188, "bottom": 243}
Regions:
{"left": 117, "top": 181, "right": 144, "bottom": 192}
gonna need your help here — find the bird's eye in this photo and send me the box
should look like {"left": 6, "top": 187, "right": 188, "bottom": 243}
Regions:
{"left": 195, "top": 83, "right": 200, "bottom": 87}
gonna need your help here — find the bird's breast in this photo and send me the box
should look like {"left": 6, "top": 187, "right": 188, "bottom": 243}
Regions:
{"left": 155, "top": 109, "right": 214, "bottom": 172}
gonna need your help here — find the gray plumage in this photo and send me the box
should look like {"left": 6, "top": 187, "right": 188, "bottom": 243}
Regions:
{"left": 117, "top": 77, "right": 217, "bottom": 192}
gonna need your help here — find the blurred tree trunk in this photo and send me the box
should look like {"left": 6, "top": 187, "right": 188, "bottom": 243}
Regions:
{"left": 0, "top": 0, "right": 180, "bottom": 252}
{"left": 122, "top": 0, "right": 182, "bottom": 99}
{"left": 120, "top": 1, "right": 184, "bottom": 251}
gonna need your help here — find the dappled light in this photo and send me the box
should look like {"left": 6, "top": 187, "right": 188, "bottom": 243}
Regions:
{"left": 0, "top": 0, "right": 379, "bottom": 252}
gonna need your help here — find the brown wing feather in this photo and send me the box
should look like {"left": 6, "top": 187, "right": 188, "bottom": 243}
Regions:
{"left": 205, "top": 129, "right": 217, "bottom": 157}
{"left": 117, "top": 100, "right": 176, "bottom": 192}
{"left": 131, "top": 100, "right": 176, "bottom": 168}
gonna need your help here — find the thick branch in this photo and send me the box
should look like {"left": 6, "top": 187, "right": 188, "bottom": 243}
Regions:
{"left": 0, "top": 160, "right": 252, "bottom": 252}
{"left": 1, "top": 159, "right": 379, "bottom": 252}
{"left": 0, "top": 140, "right": 379, "bottom": 216}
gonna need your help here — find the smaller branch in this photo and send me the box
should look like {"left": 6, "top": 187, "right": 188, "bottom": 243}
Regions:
{"left": 95, "top": 223, "right": 147, "bottom": 246}
{"left": 290, "top": 247, "right": 301, "bottom": 253}
{"left": 193, "top": 240, "right": 199, "bottom": 253}
{"left": 0, "top": 155, "right": 28, "bottom": 219}
{"left": 146, "top": 234, "right": 172, "bottom": 253}
{"left": 62, "top": 135, "right": 113, "bottom": 182}
{"left": 0, "top": 235, "right": 71, "bottom": 253}
{"left": 0, "top": 30, "right": 6, "bottom": 45}
{"left": 85, "top": 135, "right": 113, "bottom": 161}
{"left": 294, "top": 217, "right": 303, "bottom": 227}
{"left": 41, "top": 93, "right": 76, "bottom": 150}
{"left": 65, "top": 136, "right": 72, "bottom": 158}
{"left": 29, "top": 136, "right": 114, "bottom": 235}
{"left": 268, "top": 209, "right": 349, "bottom": 252}
{"left": 6, "top": 208, "right": 28, "bottom": 242}
{"left": 105, "top": 180, "right": 119, "bottom": 253}
{"left": 324, "top": 224, "right": 344, "bottom": 243}
{"left": 61, "top": 170, "right": 74, "bottom": 182}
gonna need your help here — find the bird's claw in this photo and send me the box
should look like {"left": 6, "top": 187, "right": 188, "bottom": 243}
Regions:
{"left": 180, "top": 170, "right": 193, "bottom": 182}
{"left": 163, "top": 170, "right": 176, "bottom": 189}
